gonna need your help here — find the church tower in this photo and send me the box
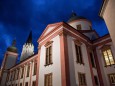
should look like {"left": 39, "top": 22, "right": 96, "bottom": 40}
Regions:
{"left": 0, "top": 39, "right": 18, "bottom": 86}
{"left": 20, "top": 31, "right": 34, "bottom": 61}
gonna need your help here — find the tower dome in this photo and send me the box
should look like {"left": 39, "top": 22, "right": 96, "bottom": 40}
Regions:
{"left": 67, "top": 12, "right": 92, "bottom": 30}
{"left": 67, "top": 12, "right": 86, "bottom": 23}
{"left": 7, "top": 39, "right": 18, "bottom": 53}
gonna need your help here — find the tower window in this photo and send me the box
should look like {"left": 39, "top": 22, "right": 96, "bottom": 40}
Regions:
{"left": 44, "top": 73, "right": 52, "bottom": 86}
{"left": 102, "top": 46, "right": 115, "bottom": 66}
{"left": 108, "top": 73, "right": 115, "bottom": 85}
{"left": 77, "top": 24, "right": 81, "bottom": 30}
{"left": 75, "top": 44, "right": 83, "bottom": 64}
{"left": 26, "top": 65, "right": 30, "bottom": 77}
{"left": 78, "top": 72, "right": 87, "bottom": 86}
{"left": 45, "top": 45, "right": 52, "bottom": 66}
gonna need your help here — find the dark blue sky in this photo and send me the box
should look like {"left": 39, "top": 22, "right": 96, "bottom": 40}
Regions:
{"left": 0, "top": 0, "right": 108, "bottom": 65}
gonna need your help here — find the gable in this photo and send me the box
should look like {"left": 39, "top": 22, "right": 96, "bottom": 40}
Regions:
{"left": 38, "top": 22, "right": 63, "bottom": 41}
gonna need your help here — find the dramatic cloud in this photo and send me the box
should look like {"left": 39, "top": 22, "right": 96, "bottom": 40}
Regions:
{"left": 0, "top": 0, "right": 108, "bottom": 65}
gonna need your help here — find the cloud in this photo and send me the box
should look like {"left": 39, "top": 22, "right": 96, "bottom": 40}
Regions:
{"left": 0, "top": 0, "right": 108, "bottom": 65}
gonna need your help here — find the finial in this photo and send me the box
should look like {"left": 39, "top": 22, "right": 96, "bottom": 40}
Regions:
{"left": 12, "top": 39, "right": 16, "bottom": 46}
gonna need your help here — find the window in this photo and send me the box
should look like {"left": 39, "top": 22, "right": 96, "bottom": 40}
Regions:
{"left": 21, "top": 67, "right": 24, "bottom": 78}
{"left": 16, "top": 69, "right": 19, "bottom": 80}
{"left": 6, "top": 72, "right": 10, "bottom": 82}
{"left": 27, "top": 65, "right": 30, "bottom": 77}
{"left": 15, "top": 84, "right": 17, "bottom": 86}
{"left": 25, "top": 82, "right": 28, "bottom": 86}
{"left": 20, "top": 83, "right": 22, "bottom": 86}
{"left": 33, "top": 62, "right": 37, "bottom": 75}
{"left": 75, "top": 44, "right": 83, "bottom": 64}
{"left": 78, "top": 72, "right": 87, "bottom": 86}
{"left": 45, "top": 45, "right": 52, "bottom": 66}
{"left": 10, "top": 72, "right": 13, "bottom": 81}
{"left": 102, "top": 46, "right": 115, "bottom": 66}
{"left": 94, "top": 76, "right": 99, "bottom": 85}
{"left": 32, "top": 81, "right": 36, "bottom": 86}
{"left": 108, "top": 73, "right": 115, "bottom": 85}
{"left": 45, "top": 73, "right": 52, "bottom": 86}
{"left": 13, "top": 70, "right": 16, "bottom": 80}
{"left": 90, "top": 52, "right": 95, "bottom": 68}
{"left": 77, "top": 24, "right": 81, "bottom": 30}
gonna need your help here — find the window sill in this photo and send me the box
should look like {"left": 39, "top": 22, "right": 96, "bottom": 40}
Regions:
{"left": 44, "top": 63, "right": 53, "bottom": 66}
{"left": 104, "top": 64, "right": 115, "bottom": 67}
{"left": 76, "top": 61, "right": 84, "bottom": 65}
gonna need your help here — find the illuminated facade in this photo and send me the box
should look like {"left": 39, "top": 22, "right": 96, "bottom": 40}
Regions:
{"left": 100, "top": 0, "right": 115, "bottom": 47}
{"left": 0, "top": 13, "right": 115, "bottom": 86}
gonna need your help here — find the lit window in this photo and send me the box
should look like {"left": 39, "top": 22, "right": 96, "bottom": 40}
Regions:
{"left": 77, "top": 24, "right": 81, "bottom": 30}
{"left": 78, "top": 72, "right": 87, "bottom": 86}
{"left": 45, "top": 73, "right": 52, "bottom": 86}
{"left": 75, "top": 44, "right": 83, "bottom": 64}
{"left": 108, "top": 73, "right": 115, "bottom": 85}
{"left": 45, "top": 45, "right": 52, "bottom": 65}
{"left": 102, "top": 46, "right": 115, "bottom": 66}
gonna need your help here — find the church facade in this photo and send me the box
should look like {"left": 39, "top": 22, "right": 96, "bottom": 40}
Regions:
{"left": 0, "top": 13, "right": 115, "bottom": 86}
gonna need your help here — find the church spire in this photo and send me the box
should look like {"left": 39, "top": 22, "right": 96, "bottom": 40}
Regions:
{"left": 26, "top": 31, "right": 32, "bottom": 44}
{"left": 20, "top": 30, "right": 34, "bottom": 61}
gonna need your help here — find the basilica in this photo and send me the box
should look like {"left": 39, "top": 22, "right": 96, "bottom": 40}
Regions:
{"left": 0, "top": 12, "right": 115, "bottom": 86}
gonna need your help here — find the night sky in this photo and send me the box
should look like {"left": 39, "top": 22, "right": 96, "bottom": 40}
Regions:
{"left": 0, "top": 0, "right": 109, "bottom": 65}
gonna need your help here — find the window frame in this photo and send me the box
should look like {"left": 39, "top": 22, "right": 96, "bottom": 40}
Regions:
{"left": 74, "top": 40, "right": 84, "bottom": 64}
{"left": 108, "top": 73, "right": 115, "bottom": 85}
{"left": 32, "top": 81, "right": 36, "bottom": 86}
{"left": 33, "top": 62, "right": 37, "bottom": 75}
{"left": 94, "top": 76, "right": 99, "bottom": 86}
{"left": 44, "top": 41, "right": 53, "bottom": 66}
{"left": 44, "top": 73, "right": 52, "bottom": 86}
{"left": 26, "top": 65, "right": 30, "bottom": 77}
{"left": 101, "top": 45, "right": 115, "bottom": 67}
{"left": 89, "top": 52, "right": 96, "bottom": 68}
{"left": 76, "top": 24, "right": 82, "bottom": 30}
{"left": 21, "top": 67, "right": 24, "bottom": 79}
{"left": 78, "top": 72, "right": 87, "bottom": 86}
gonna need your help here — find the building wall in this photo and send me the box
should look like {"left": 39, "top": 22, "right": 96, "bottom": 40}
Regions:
{"left": 101, "top": 0, "right": 115, "bottom": 47}
{"left": 96, "top": 42, "right": 115, "bottom": 86}
{"left": 6, "top": 56, "right": 37, "bottom": 86}
{"left": 38, "top": 35, "right": 62, "bottom": 86}
{"left": 67, "top": 35, "right": 94, "bottom": 86}
{"left": 68, "top": 20, "right": 91, "bottom": 30}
